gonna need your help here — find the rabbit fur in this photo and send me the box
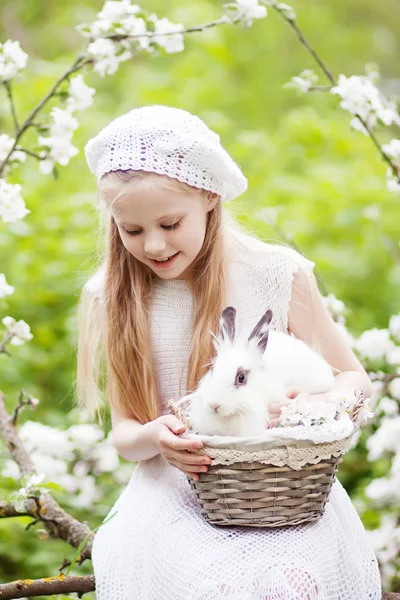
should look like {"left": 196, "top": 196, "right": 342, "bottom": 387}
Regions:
{"left": 188, "top": 306, "right": 335, "bottom": 436}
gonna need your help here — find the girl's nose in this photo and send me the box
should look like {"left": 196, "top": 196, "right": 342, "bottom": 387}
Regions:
{"left": 144, "top": 234, "right": 167, "bottom": 255}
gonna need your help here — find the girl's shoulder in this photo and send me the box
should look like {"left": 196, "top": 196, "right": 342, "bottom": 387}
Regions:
{"left": 227, "top": 228, "right": 315, "bottom": 278}
{"left": 83, "top": 263, "right": 106, "bottom": 304}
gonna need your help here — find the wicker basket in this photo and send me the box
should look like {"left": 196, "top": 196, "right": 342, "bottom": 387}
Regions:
{"left": 169, "top": 389, "right": 365, "bottom": 528}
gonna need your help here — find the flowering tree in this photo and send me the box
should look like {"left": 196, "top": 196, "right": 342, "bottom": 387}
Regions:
{"left": 0, "top": 0, "right": 399, "bottom": 597}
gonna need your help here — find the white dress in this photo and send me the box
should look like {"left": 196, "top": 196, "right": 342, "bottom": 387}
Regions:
{"left": 91, "top": 240, "right": 382, "bottom": 600}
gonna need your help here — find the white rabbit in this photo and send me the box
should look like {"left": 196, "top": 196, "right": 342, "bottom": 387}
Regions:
{"left": 188, "top": 306, "right": 335, "bottom": 436}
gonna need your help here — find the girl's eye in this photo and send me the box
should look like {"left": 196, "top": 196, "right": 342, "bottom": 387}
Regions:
{"left": 125, "top": 221, "right": 181, "bottom": 236}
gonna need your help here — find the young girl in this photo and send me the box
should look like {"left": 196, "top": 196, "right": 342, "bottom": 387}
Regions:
{"left": 77, "top": 105, "right": 381, "bottom": 599}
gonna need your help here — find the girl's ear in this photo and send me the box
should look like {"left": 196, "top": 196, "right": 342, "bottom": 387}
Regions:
{"left": 205, "top": 192, "right": 219, "bottom": 212}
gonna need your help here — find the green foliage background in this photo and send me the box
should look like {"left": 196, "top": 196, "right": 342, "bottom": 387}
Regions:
{"left": 0, "top": 0, "right": 399, "bottom": 593}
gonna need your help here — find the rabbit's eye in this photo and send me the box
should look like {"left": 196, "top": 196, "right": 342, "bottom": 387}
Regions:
{"left": 234, "top": 369, "right": 249, "bottom": 387}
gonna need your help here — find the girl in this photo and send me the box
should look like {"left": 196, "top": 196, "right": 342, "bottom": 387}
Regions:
{"left": 77, "top": 105, "right": 381, "bottom": 599}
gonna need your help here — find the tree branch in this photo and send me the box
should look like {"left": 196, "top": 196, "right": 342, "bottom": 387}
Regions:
{"left": 0, "top": 391, "right": 94, "bottom": 561}
{"left": 0, "top": 574, "right": 95, "bottom": 599}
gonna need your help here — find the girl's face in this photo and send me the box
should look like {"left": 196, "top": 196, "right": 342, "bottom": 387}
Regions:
{"left": 109, "top": 176, "right": 219, "bottom": 280}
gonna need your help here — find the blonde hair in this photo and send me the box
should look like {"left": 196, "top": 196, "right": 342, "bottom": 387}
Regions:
{"left": 76, "top": 170, "right": 318, "bottom": 425}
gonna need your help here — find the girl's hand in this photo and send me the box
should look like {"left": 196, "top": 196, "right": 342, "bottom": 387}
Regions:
{"left": 152, "top": 415, "right": 212, "bottom": 481}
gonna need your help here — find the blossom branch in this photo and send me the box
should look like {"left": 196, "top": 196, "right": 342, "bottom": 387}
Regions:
{"left": 270, "top": 5, "right": 335, "bottom": 84}
{"left": 0, "top": 13, "right": 241, "bottom": 180}
{"left": 103, "top": 15, "right": 237, "bottom": 43}
{"left": 15, "top": 147, "right": 44, "bottom": 161}
{"left": 270, "top": 1, "right": 400, "bottom": 183}
{"left": 0, "top": 54, "right": 90, "bottom": 178}
{"left": 355, "top": 114, "right": 400, "bottom": 178}
{"left": 3, "top": 80, "right": 20, "bottom": 134}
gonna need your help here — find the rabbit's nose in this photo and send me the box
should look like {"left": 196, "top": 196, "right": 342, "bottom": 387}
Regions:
{"left": 209, "top": 402, "right": 221, "bottom": 412}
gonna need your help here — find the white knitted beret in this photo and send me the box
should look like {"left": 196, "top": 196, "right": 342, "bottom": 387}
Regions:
{"left": 84, "top": 105, "right": 248, "bottom": 202}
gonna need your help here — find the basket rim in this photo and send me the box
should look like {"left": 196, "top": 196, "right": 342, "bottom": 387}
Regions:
{"left": 190, "top": 433, "right": 355, "bottom": 470}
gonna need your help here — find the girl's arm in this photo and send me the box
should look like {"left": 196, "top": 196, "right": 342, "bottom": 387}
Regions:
{"left": 109, "top": 378, "right": 209, "bottom": 477}
{"left": 112, "top": 413, "right": 161, "bottom": 462}
{"left": 109, "top": 375, "right": 160, "bottom": 462}
{"left": 287, "top": 265, "right": 373, "bottom": 398}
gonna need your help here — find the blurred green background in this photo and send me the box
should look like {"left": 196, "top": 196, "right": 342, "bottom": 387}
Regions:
{"left": 0, "top": 0, "right": 399, "bottom": 594}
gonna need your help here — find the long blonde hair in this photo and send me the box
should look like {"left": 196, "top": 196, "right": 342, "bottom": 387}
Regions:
{"left": 76, "top": 170, "right": 317, "bottom": 425}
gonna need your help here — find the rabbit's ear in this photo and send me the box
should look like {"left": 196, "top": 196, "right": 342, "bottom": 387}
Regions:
{"left": 220, "top": 306, "right": 236, "bottom": 343}
{"left": 248, "top": 309, "right": 273, "bottom": 354}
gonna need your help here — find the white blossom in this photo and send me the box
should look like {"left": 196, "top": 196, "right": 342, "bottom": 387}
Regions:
{"left": 72, "top": 475, "right": 102, "bottom": 508}
{"left": 77, "top": 0, "right": 150, "bottom": 51}
{"left": 0, "top": 134, "right": 26, "bottom": 166}
{"left": 389, "top": 314, "right": 400, "bottom": 341}
{"left": 366, "top": 416, "right": 400, "bottom": 460}
{"left": 77, "top": 0, "right": 140, "bottom": 36}
{"left": 24, "top": 473, "right": 48, "bottom": 491}
{"left": 388, "top": 377, "right": 400, "bottom": 400}
{"left": 271, "top": 2, "right": 296, "bottom": 20}
{"left": 0, "top": 40, "right": 28, "bottom": 82}
{"left": 368, "top": 379, "right": 385, "bottom": 411}
{"left": 279, "top": 397, "right": 338, "bottom": 427}
{"left": 387, "top": 347, "right": 400, "bottom": 365}
{"left": 234, "top": 0, "right": 267, "bottom": 26}
{"left": 67, "top": 423, "right": 104, "bottom": 454}
{"left": 391, "top": 452, "right": 400, "bottom": 477}
{"left": 16, "top": 421, "right": 75, "bottom": 459}
{"left": 97, "top": 0, "right": 141, "bottom": 22}
{"left": 29, "top": 396, "right": 40, "bottom": 408}
{"left": 2, "top": 316, "right": 33, "bottom": 345}
{"left": 49, "top": 107, "right": 79, "bottom": 137}
{"left": 382, "top": 139, "right": 400, "bottom": 162}
{"left": 284, "top": 69, "right": 318, "bottom": 94}
{"left": 66, "top": 75, "right": 96, "bottom": 112}
{"left": 0, "top": 273, "right": 14, "bottom": 298}
{"left": 349, "top": 114, "right": 376, "bottom": 136}
{"left": 363, "top": 204, "right": 381, "bottom": 222}
{"left": 386, "top": 169, "right": 400, "bottom": 194}
{"left": 151, "top": 18, "right": 185, "bottom": 54}
{"left": 365, "top": 477, "right": 396, "bottom": 504}
{"left": 366, "top": 515, "right": 400, "bottom": 588}
{"left": 376, "top": 396, "right": 399, "bottom": 417}
{"left": 87, "top": 38, "right": 122, "bottom": 77}
{"left": 37, "top": 107, "right": 79, "bottom": 173}
{"left": 381, "top": 140, "right": 400, "bottom": 193}
{"left": 322, "top": 293, "right": 347, "bottom": 320}
{"left": 355, "top": 328, "right": 395, "bottom": 362}
{"left": 92, "top": 443, "right": 120, "bottom": 474}
{"left": 0, "top": 179, "right": 30, "bottom": 223}
{"left": 331, "top": 74, "right": 400, "bottom": 131}
{"left": 328, "top": 388, "right": 373, "bottom": 425}
{"left": 38, "top": 136, "right": 79, "bottom": 173}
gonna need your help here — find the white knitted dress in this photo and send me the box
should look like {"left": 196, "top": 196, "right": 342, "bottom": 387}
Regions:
{"left": 91, "top": 240, "right": 381, "bottom": 600}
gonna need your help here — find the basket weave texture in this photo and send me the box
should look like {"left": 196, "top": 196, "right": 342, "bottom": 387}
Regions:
{"left": 169, "top": 390, "right": 364, "bottom": 528}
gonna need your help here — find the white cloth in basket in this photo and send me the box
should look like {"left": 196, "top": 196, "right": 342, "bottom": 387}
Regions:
{"left": 91, "top": 232, "right": 381, "bottom": 599}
